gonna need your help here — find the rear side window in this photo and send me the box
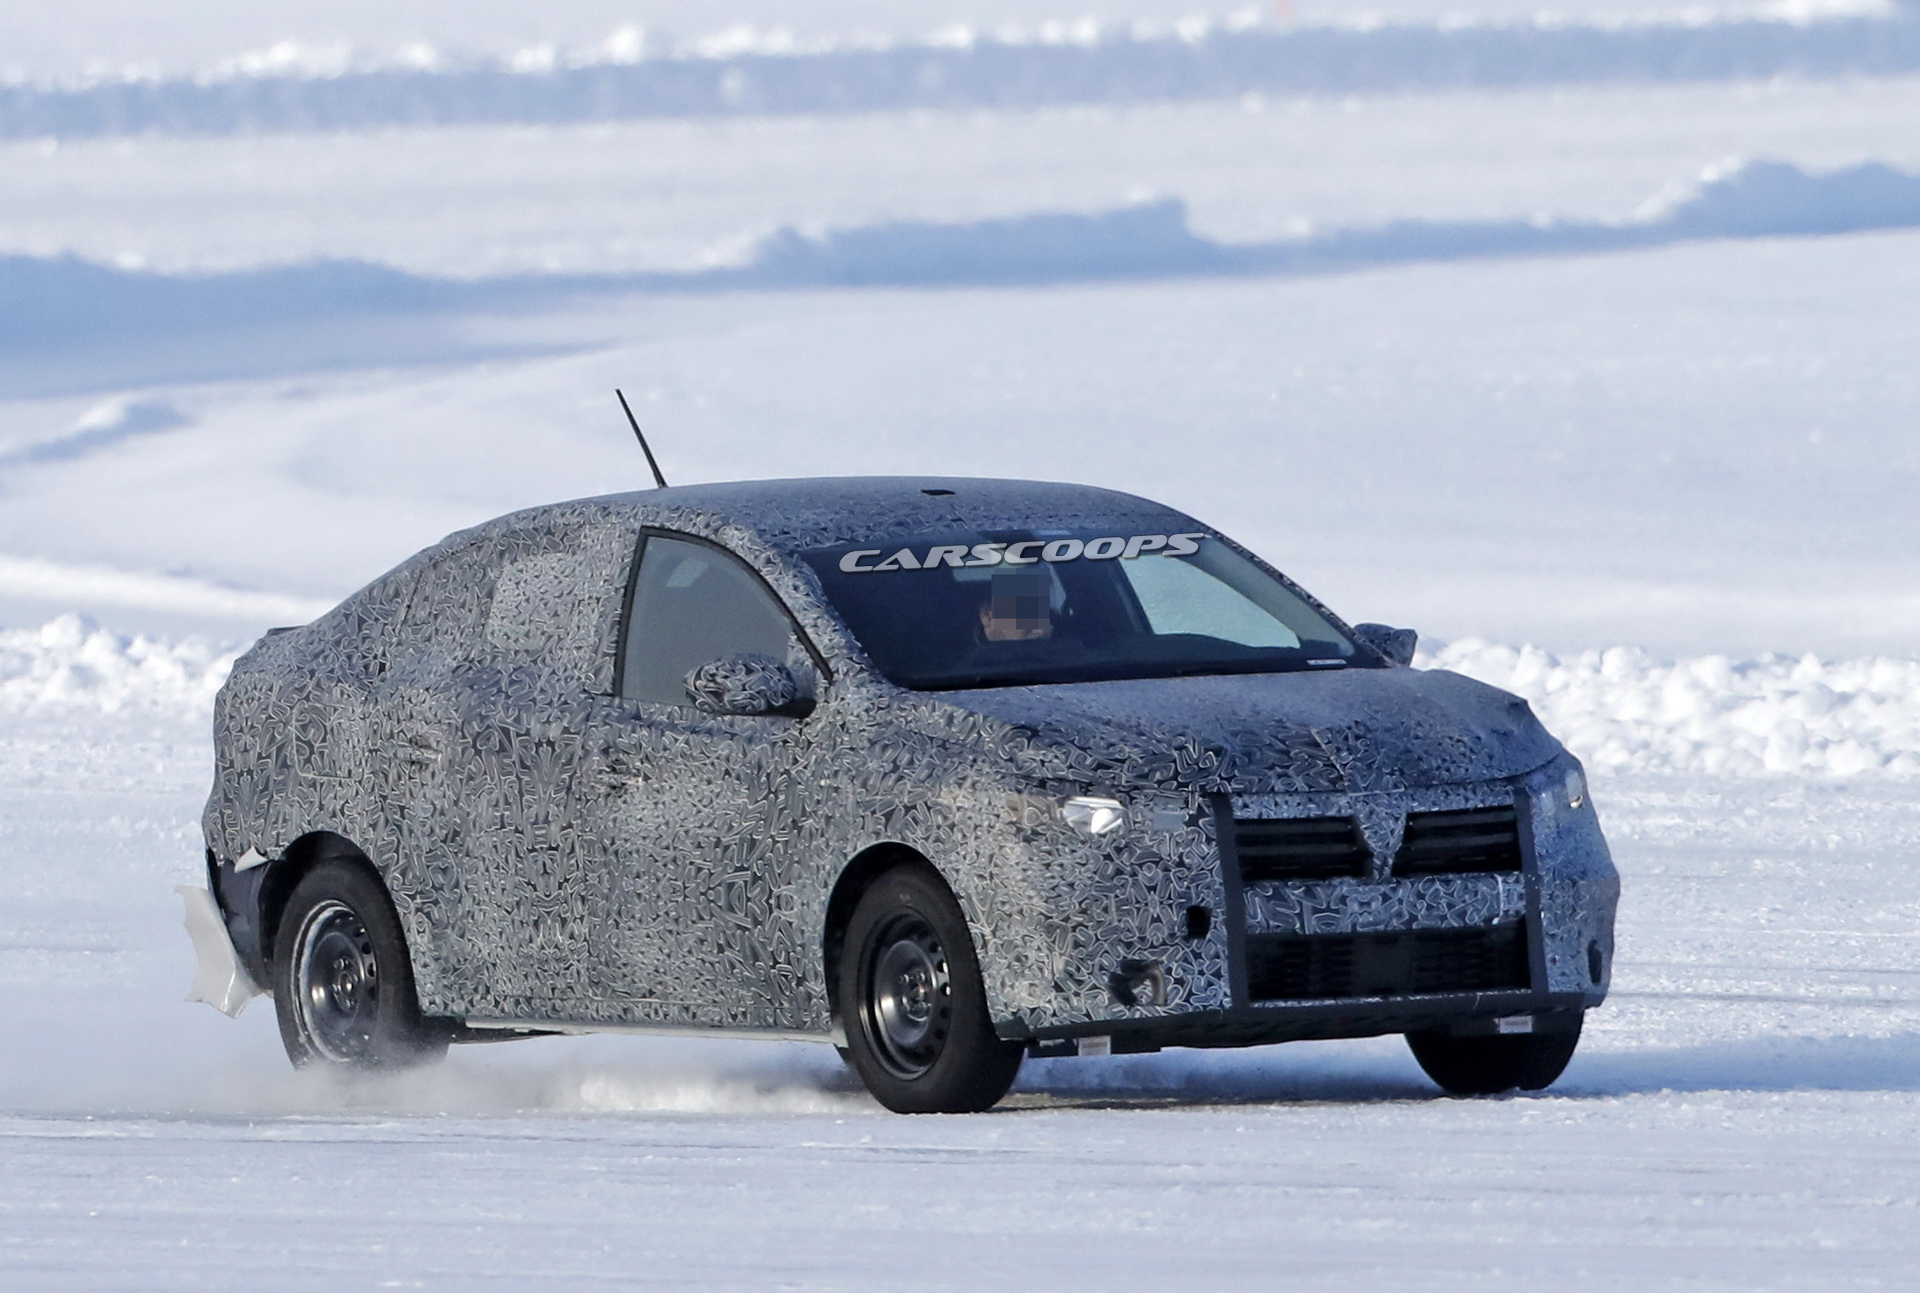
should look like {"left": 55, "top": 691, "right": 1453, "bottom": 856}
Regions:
{"left": 471, "top": 522, "right": 635, "bottom": 693}
{"left": 620, "top": 536, "right": 798, "bottom": 706}
{"left": 487, "top": 552, "right": 607, "bottom": 657}
{"left": 390, "top": 539, "right": 497, "bottom": 669}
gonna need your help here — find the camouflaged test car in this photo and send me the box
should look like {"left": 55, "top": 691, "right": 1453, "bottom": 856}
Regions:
{"left": 183, "top": 476, "right": 1619, "bottom": 1112}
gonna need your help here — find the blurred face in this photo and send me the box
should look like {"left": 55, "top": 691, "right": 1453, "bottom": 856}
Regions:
{"left": 981, "top": 573, "right": 1052, "bottom": 641}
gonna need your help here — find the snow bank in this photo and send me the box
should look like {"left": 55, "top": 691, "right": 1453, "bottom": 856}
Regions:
{"left": 7, "top": 158, "right": 1919, "bottom": 342}
{"left": 0, "top": 252, "right": 463, "bottom": 343}
{"left": 744, "top": 198, "right": 1227, "bottom": 287}
{"left": 743, "top": 159, "right": 1920, "bottom": 286}
{"left": 1641, "top": 156, "right": 1920, "bottom": 237}
{"left": 2, "top": 5, "right": 1918, "bottom": 140}
{"left": 1424, "top": 639, "right": 1920, "bottom": 778}
{"left": 0, "top": 614, "right": 234, "bottom": 714}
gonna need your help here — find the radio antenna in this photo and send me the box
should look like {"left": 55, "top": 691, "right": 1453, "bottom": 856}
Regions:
{"left": 615, "top": 389, "right": 669, "bottom": 489}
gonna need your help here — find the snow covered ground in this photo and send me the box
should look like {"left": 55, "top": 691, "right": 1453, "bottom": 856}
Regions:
{"left": 3, "top": 682, "right": 1918, "bottom": 1287}
{"left": 2, "top": 0, "right": 1918, "bottom": 1284}
{"left": 6, "top": 73, "right": 1920, "bottom": 653}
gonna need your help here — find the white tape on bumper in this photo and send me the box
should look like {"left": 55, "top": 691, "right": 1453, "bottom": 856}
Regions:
{"left": 177, "top": 884, "right": 262, "bottom": 1017}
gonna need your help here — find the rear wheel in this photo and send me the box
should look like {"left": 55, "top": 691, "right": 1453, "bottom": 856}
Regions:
{"left": 272, "top": 859, "right": 447, "bottom": 1072}
{"left": 839, "top": 864, "right": 1023, "bottom": 1113}
{"left": 1406, "top": 1015, "right": 1583, "bottom": 1096}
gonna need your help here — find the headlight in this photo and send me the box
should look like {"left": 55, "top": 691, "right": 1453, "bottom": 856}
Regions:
{"left": 1563, "top": 767, "right": 1587, "bottom": 811}
{"left": 1060, "top": 795, "right": 1126, "bottom": 837}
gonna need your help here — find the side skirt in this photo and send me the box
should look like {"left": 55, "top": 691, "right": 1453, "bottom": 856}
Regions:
{"left": 460, "top": 1016, "right": 842, "bottom": 1046}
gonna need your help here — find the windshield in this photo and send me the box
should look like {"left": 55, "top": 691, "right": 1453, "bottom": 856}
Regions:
{"left": 803, "top": 528, "right": 1368, "bottom": 690}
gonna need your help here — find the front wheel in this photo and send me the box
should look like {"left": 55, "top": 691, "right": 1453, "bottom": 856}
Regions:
{"left": 838, "top": 864, "right": 1023, "bottom": 1113}
{"left": 1406, "top": 1015, "right": 1583, "bottom": 1096}
{"left": 271, "top": 859, "right": 447, "bottom": 1072}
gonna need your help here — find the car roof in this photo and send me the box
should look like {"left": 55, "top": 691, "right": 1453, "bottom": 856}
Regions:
{"left": 498, "top": 476, "right": 1203, "bottom": 558}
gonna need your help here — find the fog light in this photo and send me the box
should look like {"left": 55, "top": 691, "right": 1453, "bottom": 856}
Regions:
{"left": 1110, "top": 959, "right": 1166, "bottom": 1007}
{"left": 1061, "top": 795, "right": 1126, "bottom": 837}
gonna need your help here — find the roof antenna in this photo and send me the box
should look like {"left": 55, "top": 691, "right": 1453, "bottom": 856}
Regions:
{"left": 615, "top": 388, "right": 669, "bottom": 489}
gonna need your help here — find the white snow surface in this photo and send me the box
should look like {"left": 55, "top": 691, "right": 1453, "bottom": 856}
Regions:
{"left": 3, "top": 700, "right": 1919, "bottom": 1288}
{"left": 12, "top": 157, "right": 1920, "bottom": 347}
{"left": 4, "top": 77, "right": 1919, "bottom": 660}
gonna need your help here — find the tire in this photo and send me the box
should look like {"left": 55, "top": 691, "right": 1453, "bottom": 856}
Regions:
{"left": 1406, "top": 1015, "right": 1583, "bottom": 1096}
{"left": 271, "top": 859, "right": 447, "bottom": 1072}
{"left": 838, "top": 864, "right": 1023, "bottom": 1114}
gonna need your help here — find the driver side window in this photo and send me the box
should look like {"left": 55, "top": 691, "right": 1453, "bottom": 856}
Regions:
{"left": 619, "top": 535, "right": 801, "bottom": 707}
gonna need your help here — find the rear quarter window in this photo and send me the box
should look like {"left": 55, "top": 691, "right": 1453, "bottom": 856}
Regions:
{"left": 475, "top": 524, "right": 635, "bottom": 693}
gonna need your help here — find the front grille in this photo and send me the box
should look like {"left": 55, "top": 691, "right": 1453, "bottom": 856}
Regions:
{"left": 1393, "top": 805, "right": 1523, "bottom": 876}
{"left": 1245, "top": 924, "right": 1530, "bottom": 1002}
{"left": 1233, "top": 816, "right": 1369, "bottom": 882}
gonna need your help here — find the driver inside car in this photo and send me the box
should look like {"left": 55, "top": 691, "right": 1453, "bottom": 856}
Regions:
{"left": 978, "top": 569, "right": 1053, "bottom": 642}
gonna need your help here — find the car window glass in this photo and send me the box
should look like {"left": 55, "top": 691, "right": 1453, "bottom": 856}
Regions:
{"left": 1121, "top": 550, "right": 1301, "bottom": 648}
{"left": 392, "top": 544, "right": 494, "bottom": 669}
{"left": 462, "top": 523, "right": 635, "bottom": 691}
{"left": 801, "top": 530, "right": 1358, "bottom": 690}
{"left": 488, "top": 551, "right": 604, "bottom": 656}
{"left": 621, "top": 536, "right": 798, "bottom": 706}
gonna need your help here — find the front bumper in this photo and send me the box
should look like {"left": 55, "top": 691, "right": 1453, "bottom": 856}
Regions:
{"left": 1022, "top": 997, "right": 1592, "bottom": 1056}
{"left": 996, "top": 757, "right": 1618, "bottom": 1048}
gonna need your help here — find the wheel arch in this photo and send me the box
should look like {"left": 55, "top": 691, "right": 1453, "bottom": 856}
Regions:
{"left": 823, "top": 842, "right": 953, "bottom": 1027}
{"left": 256, "top": 831, "right": 384, "bottom": 978}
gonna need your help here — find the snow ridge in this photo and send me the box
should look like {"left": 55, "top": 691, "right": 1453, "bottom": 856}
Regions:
{"left": 0, "top": 253, "right": 461, "bottom": 343}
{"left": 747, "top": 159, "right": 1920, "bottom": 285}
{"left": 0, "top": 615, "right": 234, "bottom": 714}
{"left": 3, "top": 5, "right": 1918, "bottom": 140}
{"left": 1426, "top": 639, "right": 1920, "bottom": 778}
{"left": 6, "top": 159, "right": 1919, "bottom": 344}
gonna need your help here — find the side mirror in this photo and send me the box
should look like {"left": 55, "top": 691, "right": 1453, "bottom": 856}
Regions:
{"left": 1353, "top": 623, "right": 1418, "bottom": 668}
{"left": 685, "top": 653, "right": 806, "bottom": 717}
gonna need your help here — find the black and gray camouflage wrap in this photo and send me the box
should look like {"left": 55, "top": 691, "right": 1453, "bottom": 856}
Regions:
{"left": 203, "top": 477, "right": 1617, "bottom": 1043}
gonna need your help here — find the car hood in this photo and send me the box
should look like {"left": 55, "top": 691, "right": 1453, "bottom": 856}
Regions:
{"left": 928, "top": 666, "right": 1562, "bottom": 795}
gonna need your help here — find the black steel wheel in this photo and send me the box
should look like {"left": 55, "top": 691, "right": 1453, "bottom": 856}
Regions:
{"left": 839, "top": 864, "right": 1022, "bottom": 1113}
{"left": 1406, "top": 1015, "right": 1584, "bottom": 1096}
{"left": 272, "top": 859, "right": 447, "bottom": 1072}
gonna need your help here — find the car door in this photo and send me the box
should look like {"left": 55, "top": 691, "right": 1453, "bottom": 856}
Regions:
{"left": 433, "top": 520, "right": 636, "bottom": 1014}
{"left": 579, "top": 531, "right": 823, "bottom": 1030}
{"left": 378, "top": 521, "right": 636, "bottom": 1017}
